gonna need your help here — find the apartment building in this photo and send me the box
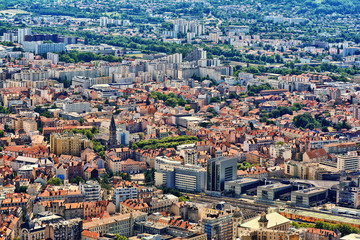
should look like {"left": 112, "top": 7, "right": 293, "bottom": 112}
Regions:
{"left": 50, "top": 132, "right": 92, "bottom": 156}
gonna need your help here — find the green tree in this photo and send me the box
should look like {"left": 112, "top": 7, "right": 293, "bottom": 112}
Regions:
{"left": 70, "top": 176, "right": 85, "bottom": 184}
{"left": 115, "top": 235, "right": 128, "bottom": 240}
{"left": 17, "top": 186, "right": 28, "bottom": 193}
{"left": 47, "top": 177, "right": 62, "bottom": 186}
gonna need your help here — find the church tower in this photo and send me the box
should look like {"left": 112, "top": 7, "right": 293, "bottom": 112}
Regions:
{"left": 258, "top": 212, "right": 268, "bottom": 229}
{"left": 108, "top": 115, "right": 117, "bottom": 149}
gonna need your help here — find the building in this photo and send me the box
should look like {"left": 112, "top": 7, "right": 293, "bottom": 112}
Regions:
{"left": 184, "top": 48, "right": 207, "bottom": 62}
{"left": 120, "top": 194, "right": 178, "bottom": 214}
{"left": 100, "top": 17, "right": 109, "bottom": 27}
{"left": 224, "top": 178, "right": 261, "bottom": 196}
{"left": 44, "top": 218, "right": 82, "bottom": 240}
{"left": 337, "top": 173, "right": 360, "bottom": 208}
{"left": 108, "top": 115, "right": 117, "bottom": 149}
{"left": 174, "top": 165, "right": 206, "bottom": 192}
{"left": 22, "top": 41, "right": 66, "bottom": 54}
{"left": 154, "top": 170, "right": 175, "bottom": 188}
{"left": 18, "top": 28, "right": 32, "bottom": 44}
{"left": 239, "top": 212, "right": 290, "bottom": 231}
{"left": 291, "top": 188, "right": 328, "bottom": 207}
{"left": 257, "top": 183, "right": 292, "bottom": 201}
{"left": 337, "top": 152, "right": 359, "bottom": 171}
{"left": 206, "top": 157, "right": 237, "bottom": 192}
{"left": 47, "top": 52, "right": 59, "bottom": 65}
{"left": 341, "top": 234, "right": 360, "bottom": 240}
{"left": 202, "top": 212, "right": 233, "bottom": 240}
{"left": 10, "top": 156, "right": 38, "bottom": 172}
{"left": 304, "top": 228, "right": 339, "bottom": 240}
{"left": 80, "top": 181, "right": 102, "bottom": 202}
{"left": 120, "top": 159, "right": 147, "bottom": 173}
{"left": 82, "top": 211, "right": 147, "bottom": 236}
{"left": 113, "top": 185, "right": 138, "bottom": 212}
{"left": 63, "top": 102, "right": 90, "bottom": 113}
{"left": 279, "top": 208, "right": 360, "bottom": 229}
{"left": 50, "top": 132, "right": 92, "bottom": 156}
{"left": 353, "top": 104, "right": 360, "bottom": 120}
{"left": 323, "top": 142, "right": 357, "bottom": 154}
{"left": 184, "top": 149, "right": 198, "bottom": 165}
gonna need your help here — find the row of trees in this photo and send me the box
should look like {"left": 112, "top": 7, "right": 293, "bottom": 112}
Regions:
{"left": 150, "top": 92, "right": 188, "bottom": 107}
{"left": 260, "top": 103, "right": 303, "bottom": 123}
{"left": 247, "top": 83, "right": 272, "bottom": 96}
{"left": 293, "top": 113, "right": 351, "bottom": 131}
{"left": 132, "top": 136, "right": 199, "bottom": 150}
{"left": 59, "top": 50, "right": 123, "bottom": 63}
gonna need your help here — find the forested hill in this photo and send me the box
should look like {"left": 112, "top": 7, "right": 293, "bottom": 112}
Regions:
{"left": 228, "top": 0, "right": 360, "bottom": 15}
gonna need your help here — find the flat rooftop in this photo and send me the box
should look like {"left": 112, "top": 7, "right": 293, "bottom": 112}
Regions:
{"left": 281, "top": 208, "right": 360, "bottom": 226}
{"left": 292, "top": 187, "right": 327, "bottom": 195}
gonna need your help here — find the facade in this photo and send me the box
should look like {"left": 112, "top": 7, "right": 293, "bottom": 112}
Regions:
{"left": 44, "top": 218, "right": 82, "bottom": 240}
{"left": 47, "top": 52, "right": 59, "bottom": 65}
{"left": 323, "top": 142, "right": 357, "bottom": 154}
{"left": 184, "top": 47, "right": 207, "bottom": 62}
{"left": 18, "top": 28, "right": 32, "bottom": 44}
{"left": 82, "top": 211, "right": 147, "bottom": 236}
{"left": 50, "top": 132, "right": 92, "bottom": 156}
{"left": 206, "top": 157, "right": 237, "bottom": 192}
{"left": 257, "top": 183, "right": 292, "bottom": 201}
{"left": 291, "top": 188, "right": 328, "bottom": 207}
{"left": 337, "top": 174, "right": 360, "bottom": 208}
{"left": 184, "top": 149, "right": 199, "bottom": 165}
{"left": 202, "top": 213, "right": 233, "bottom": 240}
{"left": 108, "top": 115, "right": 117, "bottom": 149}
{"left": 337, "top": 153, "right": 359, "bottom": 171}
{"left": 224, "top": 178, "right": 261, "bottom": 196}
{"left": 174, "top": 165, "right": 206, "bottom": 192}
{"left": 80, "top": 181, "right": 102, "bottom": 202}
{"left": 63, "top": 102, "right": 90, "bottom": 113}
{"left": 113, "top": 186, "right": 138, "bottom": 212}
{"left": 304, "top": 228, "right": 339, "bottom": 240}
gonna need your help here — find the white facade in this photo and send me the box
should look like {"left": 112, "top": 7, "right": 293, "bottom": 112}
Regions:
{"left": 80, "top": 181, "right": 102, "bottom": 201}
{"left": 63, "top": 102, "right": 90, "bottom": 113}
{"left": 337, "top": 152, "right": 360, "bottom": 171}
{"left": 113, "top": 186, "right": 138, "bottom": 212}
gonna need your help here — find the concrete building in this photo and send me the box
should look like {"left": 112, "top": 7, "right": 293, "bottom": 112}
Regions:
{"left": 291, "top": 188, "right": 328, "bottom": 207}
{"left": 154, "top": 170, "right": 175, "bottom": 188}
{"left": 63, "top": 102, "right": 91, "bottom": 113}
{"left": 44, "top": 218, "right": 82, "bottom": 240}
{"left": 206, "top": 157, "right": 237, "bottom": 192}
{"left": 337, "top": 152, "right": 360, "bottom": 171}
{"left": 18, "top": 28, "right": 32, "bottom": 44}
{"left": 174, "top": 165, "right": 206, "bottom": 192}
{"left": 80, "top": 181, "right": 102, "bottom": 201}
{"left": 184, "top": 48, "right": 207, "bottom": 62}
{"left": 100, "top": 17, "right": 109, "bottom": 27}
{"left": 82, "top": 211, "right": 147, "bottom": 236}
{"left": 337, "top": 173, "right": 360, "bottom": 208}
{"left": 184, "top": 149, "right": 198, "bottom": 165}
{"left": 50, "top": 132, "right": 93, "bottom": 156}
{"left": 47, "top": 52, "right": 59, "bottom": 65}
{"left": 11, "top": 156, "right": 38, "bottom": 172}
{"left": 304, "top": 228, "right": 339, "bottom": 240}
{"left": 113, "top": 185, "right": 138, "bottom": 212}
{"left": 257, "top": 183, "right": 292, "bottom": 201}
{"left": 324, "top": 142, "right": 357, "bottom": 154}
{"left": 22, "top": 41, "right": 66, "bottom": 54}
{"left": 202, "top": 212, "right": 233, "bottom": 240}
{"left": 224, "top": 178, "right": 261, "bottom": 196}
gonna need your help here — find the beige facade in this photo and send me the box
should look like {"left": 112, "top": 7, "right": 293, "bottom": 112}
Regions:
{"left": 50, "top": 132, "right": 92, "bottom": 156}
